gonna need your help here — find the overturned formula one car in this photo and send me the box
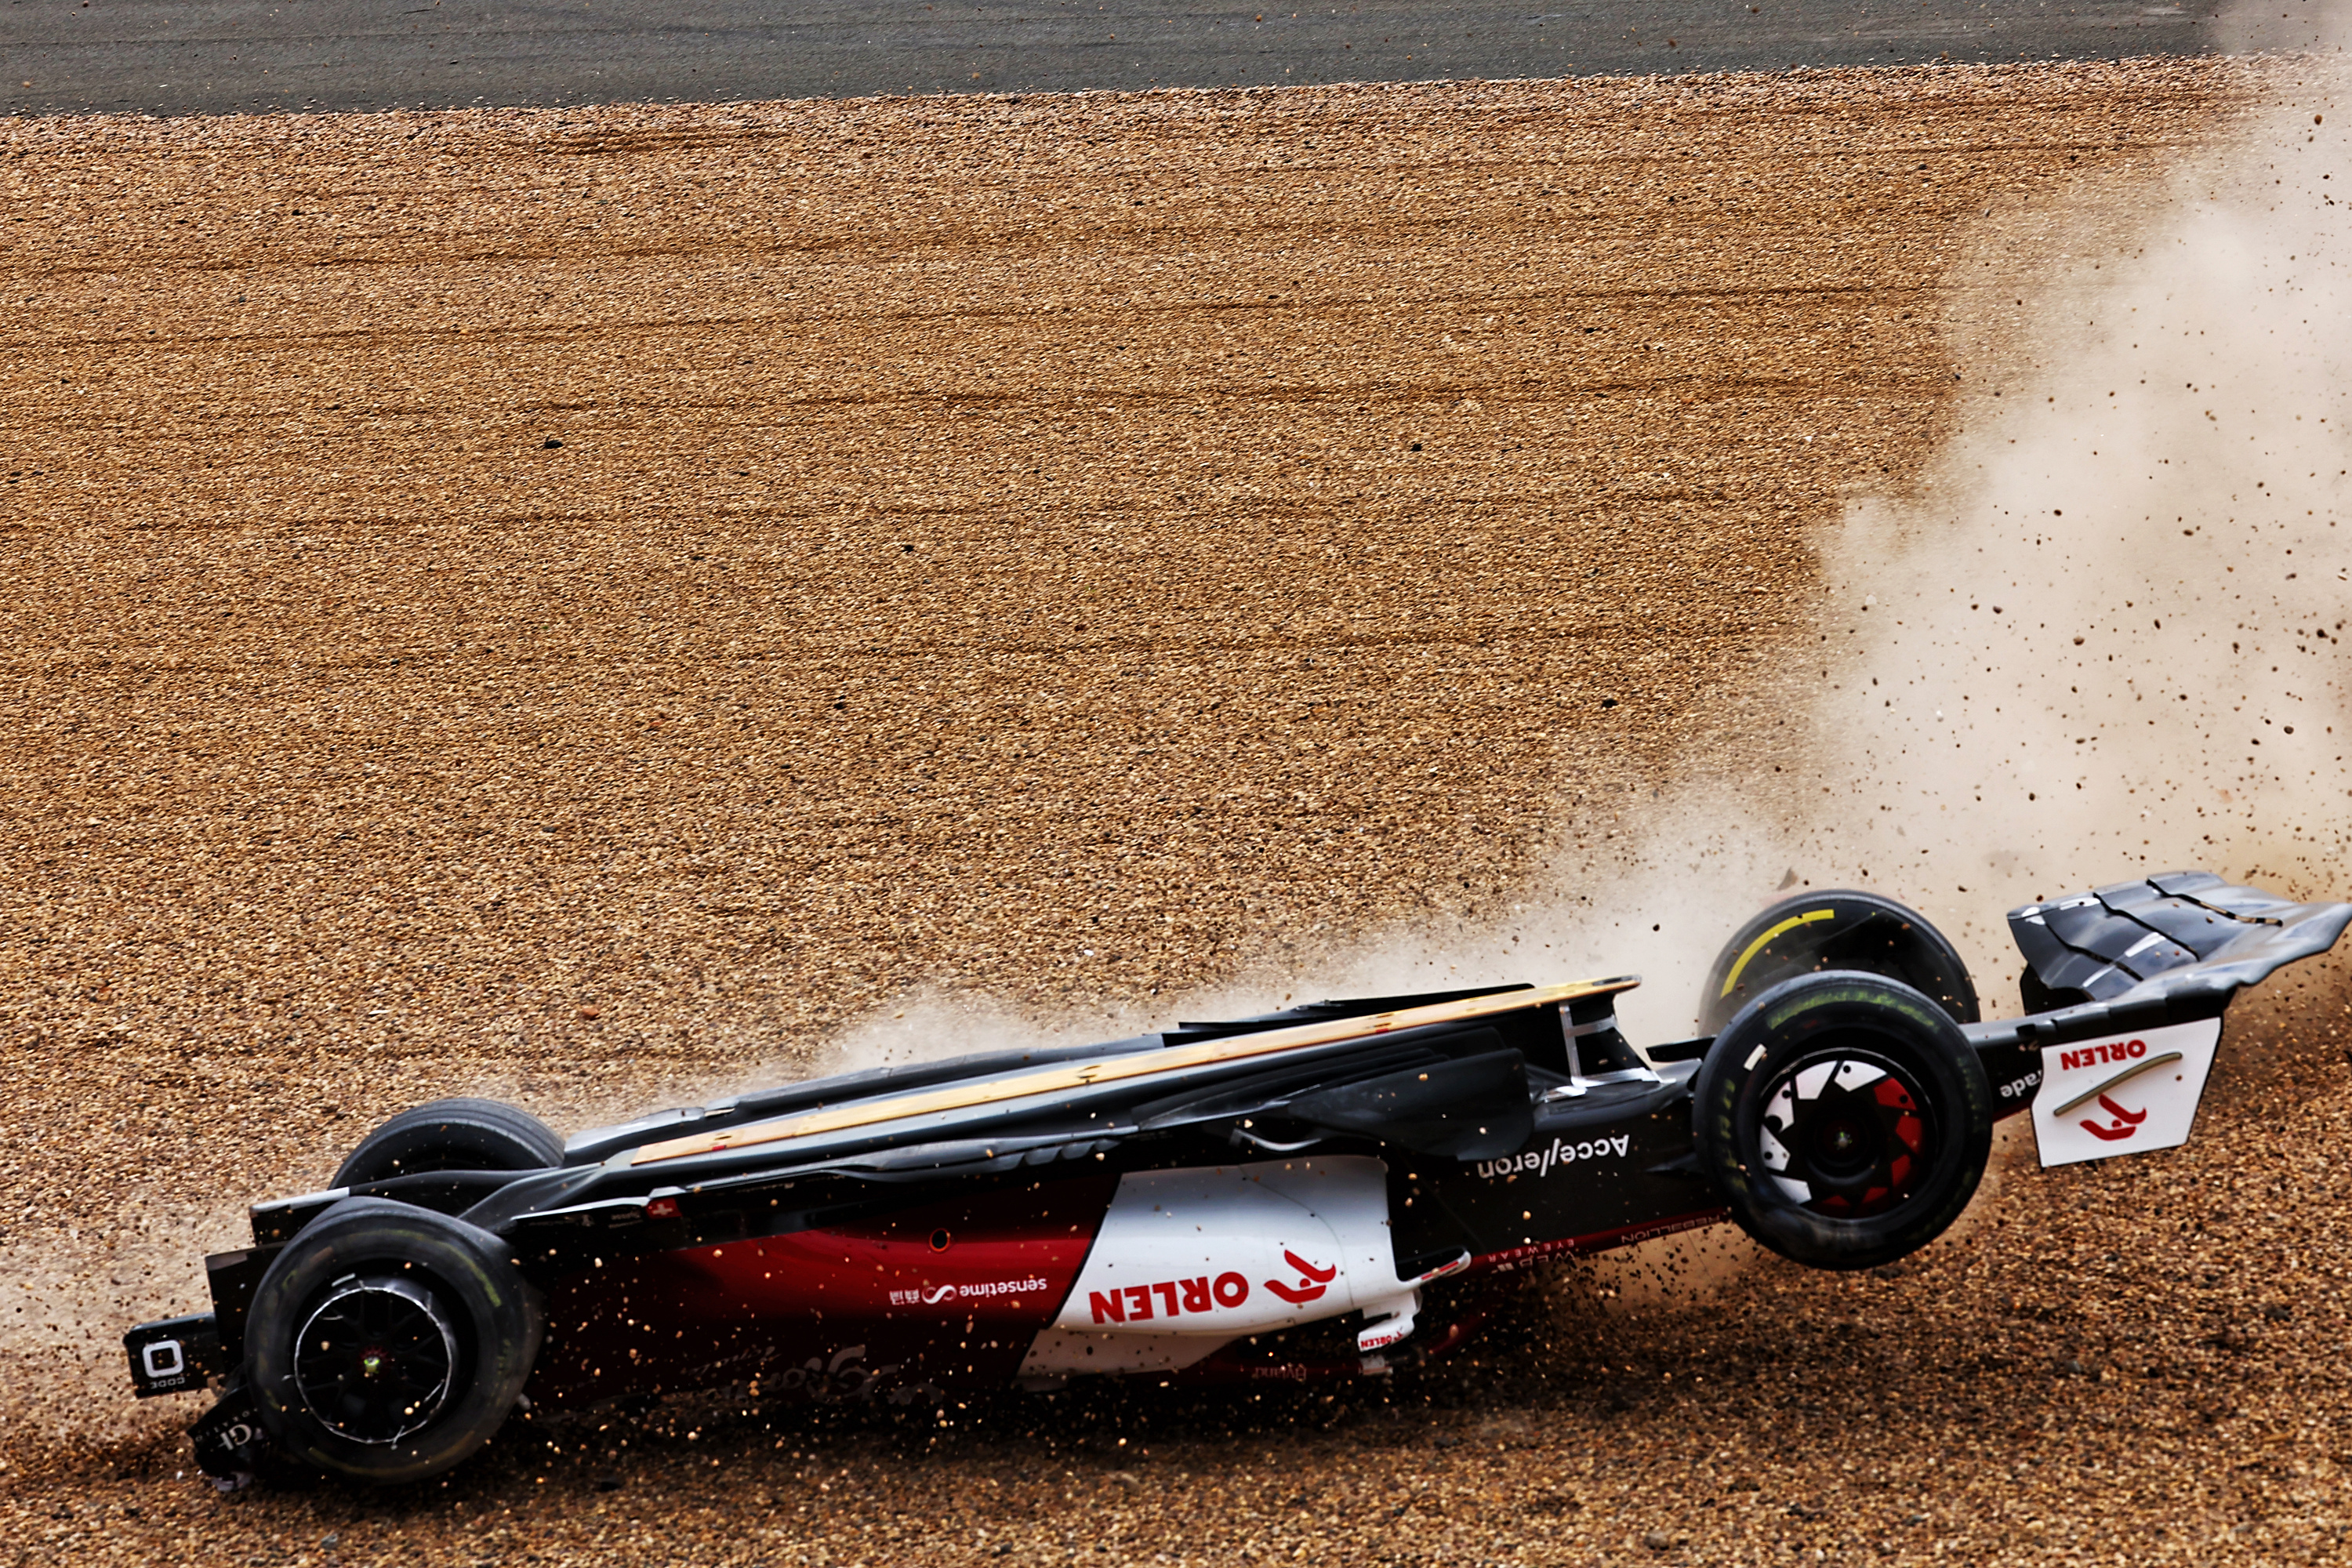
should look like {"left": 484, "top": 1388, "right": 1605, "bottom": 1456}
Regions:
{"left": 125, "top": 870, "right": 2349, "bottom": 1486}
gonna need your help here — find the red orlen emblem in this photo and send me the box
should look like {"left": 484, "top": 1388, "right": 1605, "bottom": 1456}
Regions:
{"left": 2079, "top": 1093, "right": 2149, "bottom": 1142}
{"left": 1262, "top": 1250, "right": 1338, "bottom": 1305}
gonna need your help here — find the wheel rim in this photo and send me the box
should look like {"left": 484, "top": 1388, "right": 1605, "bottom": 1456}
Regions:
{"left": 1755, "top": 1044, "right": 1935, "bottom": 1219}
{"left": 292, "top": 1272, "right": 460, "bottom": 1444}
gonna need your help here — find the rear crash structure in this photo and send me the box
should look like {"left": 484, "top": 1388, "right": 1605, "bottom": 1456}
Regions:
{"left": 124, "top": 870, "right": 2350, "bottom": 1486}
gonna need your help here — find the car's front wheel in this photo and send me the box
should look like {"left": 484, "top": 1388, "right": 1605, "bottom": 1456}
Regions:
{"left": 1693, "top": 971, "right": 1993, "bottom": 1270}
{"left": 245, "top": 1198, "right": 542, "bottom": 1485}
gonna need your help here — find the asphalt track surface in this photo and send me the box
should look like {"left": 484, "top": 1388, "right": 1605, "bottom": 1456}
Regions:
{"left": 2, "top": 0, "right": 2342, "bottom": 119}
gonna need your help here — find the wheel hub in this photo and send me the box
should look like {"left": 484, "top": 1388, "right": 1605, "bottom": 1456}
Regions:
{"left": 1757, "top": 1050, "right": 1933, "bottom": 1218}
{"left": 292, "top": 1273, "right": 459, "bottom": 1445}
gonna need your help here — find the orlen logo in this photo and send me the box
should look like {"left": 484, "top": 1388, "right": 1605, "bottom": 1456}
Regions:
{"left": 2056, "top": 1039, "right": 2161, "bottom": 1142}
{"left": 1091, "top": 1272, "right": 1251, "bottom": 1324}
{"left": 1261, "top": 1250, "right": 1338, "bottom": 1305}
{"left": 2078, "top": 1094, "right": 2148, "bottom": 1142}
{"left": 2059, "top": 1038, "right": 2150, "bottom": 1072}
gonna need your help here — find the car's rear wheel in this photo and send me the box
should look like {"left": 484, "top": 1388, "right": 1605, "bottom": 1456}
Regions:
{"left": 1693, "top": 971, "right": 1993, "bottom": 1270}
{"left": 246, "top": 1197, "right": 543, "bottom": 1485}
{"left": 333, "top": 1098, "right": 564, "bottom": 1187}
{"left": 1697, "top": 888, "right": 1978, "bottom": 1035}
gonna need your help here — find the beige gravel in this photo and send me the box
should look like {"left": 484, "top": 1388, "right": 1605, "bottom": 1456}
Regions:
{"left": 7, "top": 56, "right": 2348, "bottom": 1567}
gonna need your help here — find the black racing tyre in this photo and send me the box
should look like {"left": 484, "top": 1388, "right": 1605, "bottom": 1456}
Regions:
{"left": 1693, "top": 971, "right": 1994, "bottom": 1271}
{"left": 1697, "top": 888, "right": 1979, "bottom": 1036}
{"left": 333, "top": 1098, "right": 564, "bottom": 1188}
{"left": 246, "top": 1197, "right": 543, "bottom": 1485}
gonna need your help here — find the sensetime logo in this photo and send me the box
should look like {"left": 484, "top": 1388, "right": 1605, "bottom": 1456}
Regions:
{"left": 1475, "top": 1135, "right": 1630, "bottom": 1181}
{"left": 887, "top": 1276, "right": 1051, "bottom": 1308}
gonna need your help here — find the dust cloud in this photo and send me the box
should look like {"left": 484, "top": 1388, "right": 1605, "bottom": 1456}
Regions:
{"left": 1219, "top": 60, "right": 2352, "bottom": 1049}
{"left": 1341, "top": 47, "right": 2352, "bottom": 1316}
{"left": 1778, "top": 66, "right": 2352, "bottom": 996}
{"left": 1374, "top": 60, "right": 2352, "bottom": 1043}
{"left": 825, "top": 57, "right": 2352, "bottom": 1056}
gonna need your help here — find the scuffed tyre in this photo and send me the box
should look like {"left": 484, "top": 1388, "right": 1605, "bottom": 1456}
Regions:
{"left": 333, "top": 1098, "right": 564, "bottom": 1187}
{"left": 1698, "top": 888, "right": 1979, "bottom": 1035}
{"left": 246, "top": 1197, "right": 543, "bottom": 1486}
{"left": 1693, "top": 971, "right": 1993, "bottom": 1271}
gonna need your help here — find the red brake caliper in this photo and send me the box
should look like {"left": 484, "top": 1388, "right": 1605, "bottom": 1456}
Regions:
{"left": 1873, "top": 1076, "right": 1923, "bottom": 1200}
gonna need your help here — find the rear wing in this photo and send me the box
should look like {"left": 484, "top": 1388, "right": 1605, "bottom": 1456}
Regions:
{"left": 1965, "top": 873, "right": 2350, "bottom": 1168}
{"left": 1965, "top": 872, "right": 2351, "bottom": 1056}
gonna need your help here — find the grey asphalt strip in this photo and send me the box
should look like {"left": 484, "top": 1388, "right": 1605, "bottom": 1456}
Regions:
{"left": 1, "top": 0, "right": 2332, "bottom": 119}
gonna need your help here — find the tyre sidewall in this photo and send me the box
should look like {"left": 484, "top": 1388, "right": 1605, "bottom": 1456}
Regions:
{"left": 1695, "top": 972, "right": 1993, "bottom": 1270}
{"left": 1698, "top": 889, "right": 1980, "bottom": 1034}
{"left": 332, "top": 1098, "right": 564, "bottom": 1187}
{"left": 248, "top": 1197, "right": 542, "bottom": 1485}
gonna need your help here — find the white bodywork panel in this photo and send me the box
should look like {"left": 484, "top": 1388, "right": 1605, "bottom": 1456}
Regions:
{"left": 2030, "top": 1017, "right": 2223, "bottom": 1169}
{"left": 1018, "top": 1156, "right": 1422, "bottom": 1377}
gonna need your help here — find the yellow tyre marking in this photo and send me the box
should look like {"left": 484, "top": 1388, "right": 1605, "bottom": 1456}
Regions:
{"left": 634, "top": 975, "right": 1642, "bottom": 1166}
{"left": 1719, "top": 909, "right": 1837, "bottom": 999}
{"left": 2049, "top": 1051, "right": 2184, "bottom": 1118}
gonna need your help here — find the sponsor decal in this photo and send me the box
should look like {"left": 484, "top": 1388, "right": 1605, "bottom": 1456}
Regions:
{"left": 1475, "top": 1136, "right": 1630, "bottom": 1181}
{"left": 2056, "top": 1037, "right": 2151, "bottom": 1072}
{"left": 1998, "top": 1069, "right": 2042, "bottom": 1101}
{"left": 889, "top": 1276, "right": 1051, "bottom": 1308}
{"left": 1262, "top": 1250, "right": 1338, "bottom": 1306}
{"left": 2078, "top": 1093, "right": 2149, "bottom": 1142}
{"left": 201, "top": 1417, "right": 263, "bottom": 1452}
{"left": 2052, "top": 1045, "right": 2183, "bottom": 1143}
{"left": 771, "top": 1343, "right": 922, "bottom": 1403}
{"left": 2031, "top": 1018, "right": 2218, "bottom": 1169}
{"left": 1087, "top": 1272, "right": 1251, "bottom": 1323}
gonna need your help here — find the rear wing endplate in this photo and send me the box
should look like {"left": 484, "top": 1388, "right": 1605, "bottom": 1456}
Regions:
{"left": 1965, "top": 873, "right": 2350, "bottom": 1167}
